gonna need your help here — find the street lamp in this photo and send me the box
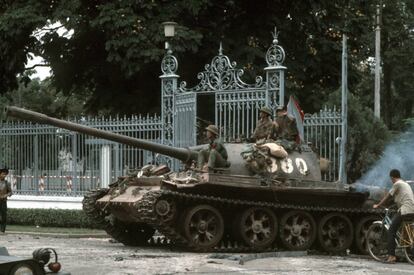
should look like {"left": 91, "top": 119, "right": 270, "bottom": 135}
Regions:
{"left": 162, "top": 21, "right": 177, "bottom": 37}
{"left": 162, "top": 21, "right": 177, "bottom": 50}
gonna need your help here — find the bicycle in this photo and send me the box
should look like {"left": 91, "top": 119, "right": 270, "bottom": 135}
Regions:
{"left": 366, "top": 208, "right": 414, "bottom": 264}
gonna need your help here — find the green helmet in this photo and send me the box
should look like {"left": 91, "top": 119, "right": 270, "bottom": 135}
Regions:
{"left": 260, "top": 106, "right": 272, "bottom": 116}
{"left": 205, "top": 125, "right": 219, "bottom": 136}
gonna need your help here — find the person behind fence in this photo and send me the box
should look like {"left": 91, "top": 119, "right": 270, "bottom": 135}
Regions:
{"left": 0, "top": 168, "right": 12, "bottom": 234}
{"left": 373, "top": 169, "right": 414, "bottom": 264}
{"left": 66, "top": 176, "right": 73, "bottom": 193}
{"left": 274, "top": 106, "right": 299, "bottom": 141}
{"left": 38, "top": 174, "right": 45, "bottom": 194}
{"left": 252, "top": 106, "right": 274, "bottom": 141}
{"left": 197, "top": 125, "right": 229, "bottom": 171}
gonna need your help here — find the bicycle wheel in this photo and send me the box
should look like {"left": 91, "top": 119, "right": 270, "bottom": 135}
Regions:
{"left": 404, "top": 245, "right": 414, "bottom": 264}
{"left": 366, "top": 223, "right": 388, "bottom": 262}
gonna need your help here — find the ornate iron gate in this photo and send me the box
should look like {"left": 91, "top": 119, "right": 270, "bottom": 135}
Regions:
{"left": 176, "top": 32, "right": 286, "bottom": 142}
{"left": 162, "top": 28, "right": 343, "bottom": 180}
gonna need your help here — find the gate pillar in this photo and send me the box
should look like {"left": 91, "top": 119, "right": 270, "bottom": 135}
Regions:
{"left": 160, "top": 47, "right": 179, "bottom": 167}
{"left": 264, "top": 28, "right": 287, "bottom": 113}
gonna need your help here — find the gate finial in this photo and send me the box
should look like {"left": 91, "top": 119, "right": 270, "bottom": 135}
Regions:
{"left": 272, "top": 26, "right": 279, "bottom": 44}
{"left": 219, "top": 42, "right": 223, "bottom": 55}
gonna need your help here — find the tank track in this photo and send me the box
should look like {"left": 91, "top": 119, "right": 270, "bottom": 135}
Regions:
{"left": 134, "top": 189, "right": 383, "bottom": 253}
{"left": 83, "top": 189, "right": 155, "bottom": 246}
{"left": 82, "top": 189, "right": 110, "bottom": 227}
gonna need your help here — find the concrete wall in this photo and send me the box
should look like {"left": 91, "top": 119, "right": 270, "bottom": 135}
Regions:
{"left": 8, "top": 195, "right": 83, "bottom": 210}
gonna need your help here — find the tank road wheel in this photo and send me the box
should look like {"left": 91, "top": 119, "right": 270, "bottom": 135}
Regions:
{"left": 239, "top": 207, "right": 277, "bottom": 250}
{"left": 318, "top": 213, "right": 353, "bottom": 253}
{"left": 366, "top": 222, "right": 388, "bottom": 262}
{"left": 279, "top": 210, "right": 317, "bottom": 250}
{"left": 354, "top": 215, "right": 379, "bottom": 254}
{"left": 183, "top": 205, "right": 224, "bottom": 251}
{"left": 154, "top": 197, "right": 177, "bottom": 223}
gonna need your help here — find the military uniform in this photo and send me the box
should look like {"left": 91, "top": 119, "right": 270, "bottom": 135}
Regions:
{"left": 274, "top": 114, "right": 298, "bottom": 142}
{"left": 197, "top": 125, "right": 229, "bottom": 170}
{"left": 252, "top": 117, "right": 274, "bottom": 141}
{"left": 252, "top": 107, "right": 274, "bottom": 141}
{"left": 0, "top": 178, "right": 12, "bottom": 233}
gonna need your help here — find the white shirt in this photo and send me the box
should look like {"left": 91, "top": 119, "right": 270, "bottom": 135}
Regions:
{"left": 389, "top": 179, "right": 414, "bottom": 215}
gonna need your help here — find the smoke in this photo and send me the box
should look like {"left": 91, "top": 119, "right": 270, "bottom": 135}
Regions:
{"left": 357, "top": 125, "right": 414, "bottom": 189}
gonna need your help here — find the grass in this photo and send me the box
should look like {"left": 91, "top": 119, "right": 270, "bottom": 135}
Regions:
{"left": 7, "top": 225, "right": 106, "bottom": 235}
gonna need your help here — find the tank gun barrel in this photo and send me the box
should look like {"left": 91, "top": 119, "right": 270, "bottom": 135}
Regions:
{"left": 6, "top": 106, "right": 198, "bottom": 163}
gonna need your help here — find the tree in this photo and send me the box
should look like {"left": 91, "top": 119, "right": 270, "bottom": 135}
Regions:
{"left": 1, "top": 0, "right": 375, "bottom": 115}
{"left": 0, "top": 74, "right": 89, "bottom": 120}
{"left": 327, "top": 89, "right": 391, "bottom": 183}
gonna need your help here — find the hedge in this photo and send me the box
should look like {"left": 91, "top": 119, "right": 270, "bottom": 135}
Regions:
{"left": 7, "top": 208, "right": 102, "bottom": 229}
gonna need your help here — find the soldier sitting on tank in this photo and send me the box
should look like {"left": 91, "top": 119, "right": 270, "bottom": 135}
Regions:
{"left": 252, "top": 106, "right": 275, "bottom": 142}
{"left": 274, "top": 106, "right": 299, "bottom": 151}
{"left": 197, "top": 125, "right": 230, "bottom": 171}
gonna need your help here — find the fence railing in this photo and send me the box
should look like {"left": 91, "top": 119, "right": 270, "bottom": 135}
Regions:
{"left": 303, "top": 106, "right": 342, "bottom": 181}
{"left": 1, "top": 106, "right": 341, "bottom": 196}
{"left": 1, "top": 115, "right": 162, "bottom": 196}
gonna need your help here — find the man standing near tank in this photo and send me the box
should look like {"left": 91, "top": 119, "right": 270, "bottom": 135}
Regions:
{"left": 0, "top": 168, "right": 12, "bottom": 234}
{"left": 252, "top": 106, "right": 274, "bottom": 141}
{"left": 373, "top": 169, "right": 414, "bottom": 263}
{"left": 197, "top": 125, "right": 229, "bottom": 171}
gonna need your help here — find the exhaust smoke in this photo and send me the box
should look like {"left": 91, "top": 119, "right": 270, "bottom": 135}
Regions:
{"left": 356, "top": 125, "right": 414, "bottom": 193}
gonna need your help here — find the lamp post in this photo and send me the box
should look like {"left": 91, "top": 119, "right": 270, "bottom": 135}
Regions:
{"left": 374, "top": 2, "right": 382, "bottom": 119}
{"left": 160, "top": 22, "right": 179, "bottom": 170}
{"left": 162, "top": 21, "right": 177, "bottom": 51}
{"left": 339, "top": 34, "right": 348, "bottom": 184}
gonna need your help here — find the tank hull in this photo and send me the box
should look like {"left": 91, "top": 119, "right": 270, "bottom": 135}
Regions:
{"left": 84, "top": 172, "right": 380, "bottom": 253}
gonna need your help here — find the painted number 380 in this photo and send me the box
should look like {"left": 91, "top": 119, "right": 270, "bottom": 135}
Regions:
{"left": 281, "top": 158, "right": 308, "bottom": 175}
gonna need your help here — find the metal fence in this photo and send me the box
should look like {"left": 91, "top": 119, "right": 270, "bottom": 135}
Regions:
{"left": 303, "top": 107, "right": 342, "bottom": 181}
{"left": 0, "top": 106, "right": 341, "bottom": 196}
{"left": 0, "top": 115, "right": 162, "bottom": 196}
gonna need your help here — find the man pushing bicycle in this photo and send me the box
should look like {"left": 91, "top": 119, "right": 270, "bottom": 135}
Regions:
{"left": 373, "top": 169, "right": 414, "bottom": 263}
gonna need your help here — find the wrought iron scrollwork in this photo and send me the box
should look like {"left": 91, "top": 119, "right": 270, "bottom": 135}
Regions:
{"left": 179, "top": 45, "right": 264, "bottom": 93}
{"left": 266, "top": 45, "right": 285, "bottom": 66}
{"left": 161, "top": 52, "right": 178, "bottom": 75}
{"left": 266, "top": 27, "right": 285, "bottom": 66}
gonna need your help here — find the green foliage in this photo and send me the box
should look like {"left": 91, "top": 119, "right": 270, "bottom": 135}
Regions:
{"left": 0, "top": 0, "right": 381, "bottom": 115}
{"left": 0, "top": 76, "right": 89, "bottom": 120}
{"left": 8, "top": 208, "right": 100, "bottom": 229}
{"left": 327, "top": 90, "right": 391, "bottom": 183}
{"left": 0, "top": 1, "right": 413, "bottom": 120}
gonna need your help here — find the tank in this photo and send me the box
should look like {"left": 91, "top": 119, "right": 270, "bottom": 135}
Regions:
{"left": 6, "top": 106, "right": 385, "bottom": 253}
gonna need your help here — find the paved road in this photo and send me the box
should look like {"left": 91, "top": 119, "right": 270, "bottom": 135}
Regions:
{"left": 1, "top": 234, "right": 413, "bottom": 275}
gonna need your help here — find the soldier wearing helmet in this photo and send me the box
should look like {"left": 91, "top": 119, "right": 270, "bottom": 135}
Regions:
{"left": 252, "top": 106, "right": 275, "bottom": 141}
{"left": 197, "top": 125, "right": 229, "bottom": 171}
{"left": 274, "top": 105, "right": 298, "bottom": 142}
